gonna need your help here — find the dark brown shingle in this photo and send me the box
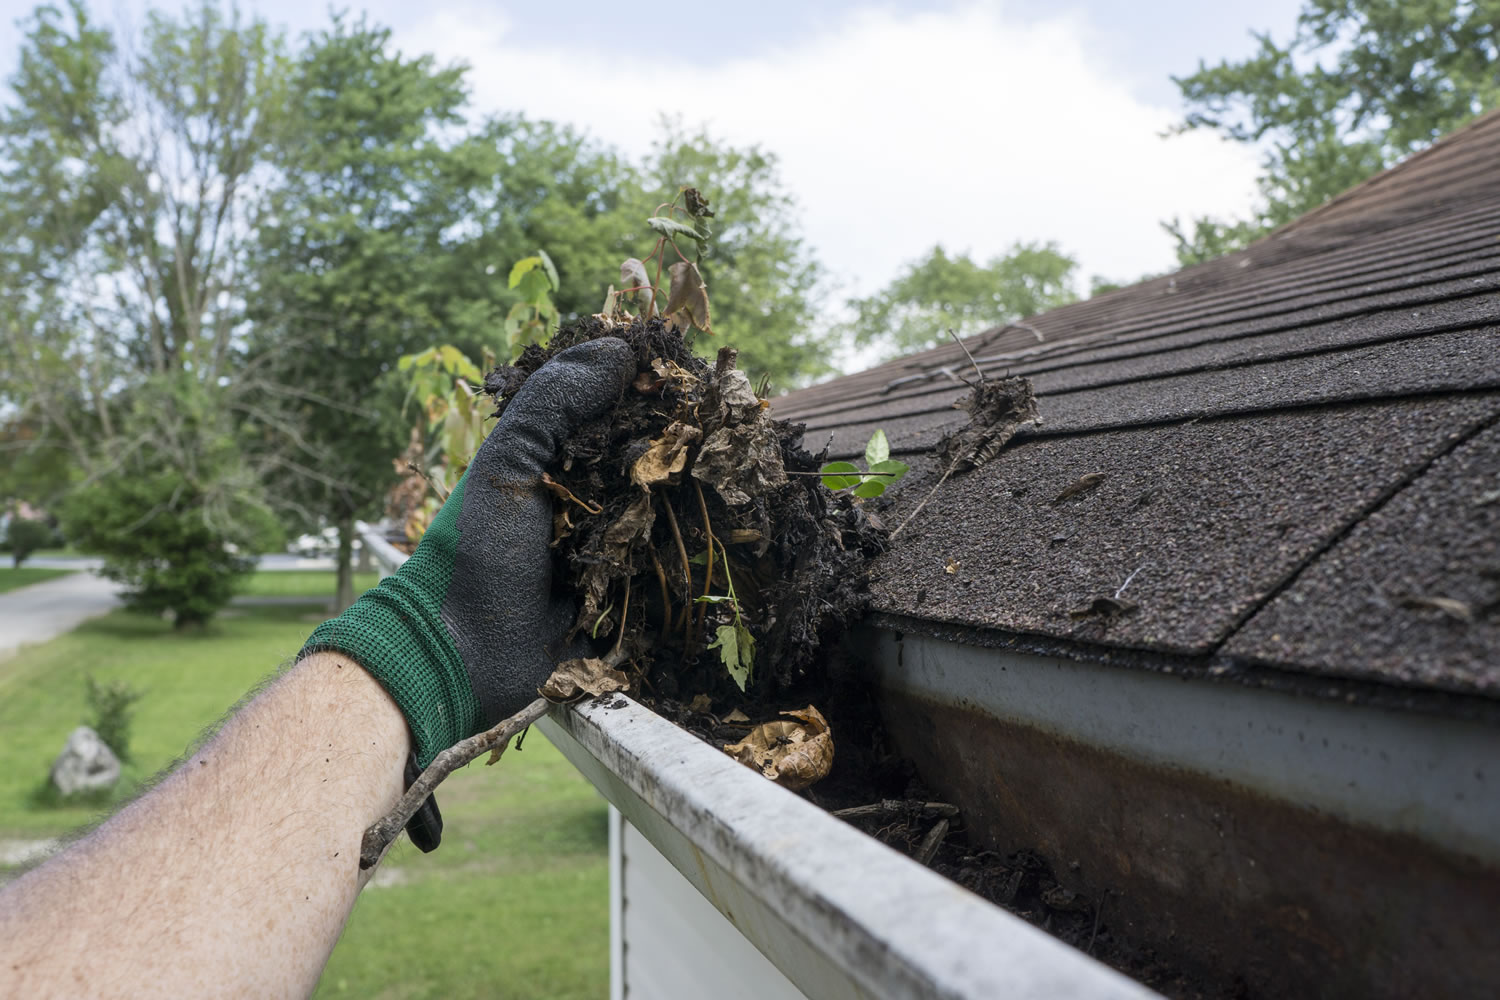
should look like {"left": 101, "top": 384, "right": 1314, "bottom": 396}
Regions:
{"left": 773, "top": 109, "right": 1500, "bottom": 699}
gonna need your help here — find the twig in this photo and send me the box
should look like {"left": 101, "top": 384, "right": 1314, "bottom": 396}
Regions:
{"left": 660, "top": 497, "right": 693, "bottom": 643}
{"left": 1114, "top": 564, "right": 1147, "bottom": 600}
{"left": 612, "top": 576, "right": 630, "bottom": 658}
{"left": 1089, "top": 891, "right": 1108, "bottom": 955}
{"left": 693, "top": 481, "right": 716, "bottom": 637}
{"left": 890, "top": 460, "right": 958, "bottom": 541}
{"left": 649, "top": 548, "right": 672, "bottom": 644}
{"left": 406, "top": 461, "right": 450, "bottom": 502}
{"left": 947, "top": 329, "right": 986, "bottom": 384}
{"left": 360, "top": 697, "right": 549, "bottom": 869}
{"left": 832, "top": 800, "right": 959, "bottom": 821}
{"left": 914, "top": 818, "right": 950, "bottom": 866}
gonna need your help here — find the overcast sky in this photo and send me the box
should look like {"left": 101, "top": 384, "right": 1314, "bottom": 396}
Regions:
{"left": 1, "top": 0, "right": 1304, "bottom": 306}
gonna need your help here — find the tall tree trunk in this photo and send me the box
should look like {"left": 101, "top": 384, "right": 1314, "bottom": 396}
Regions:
{"left": 335, "top": 515, "right": 355, "bottom": 613}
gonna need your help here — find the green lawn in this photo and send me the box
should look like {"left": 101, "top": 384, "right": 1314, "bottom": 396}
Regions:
{"left": 0, "top": 567, "right": 73, "bottom": 593}
{"left": 0, "top": 590, "right": 609, "bottom": 998}
{"left": 235, "top": 570, "right": 381, "bottom": 599}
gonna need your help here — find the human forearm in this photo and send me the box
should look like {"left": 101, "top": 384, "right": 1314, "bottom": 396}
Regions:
{"left": 0, "top": 652, "right": 409, "bottom": 999}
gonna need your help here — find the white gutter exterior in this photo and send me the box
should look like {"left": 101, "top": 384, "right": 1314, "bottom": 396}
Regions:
{"left": 540, "top": 697, "right": 1156, "bottom": 1000}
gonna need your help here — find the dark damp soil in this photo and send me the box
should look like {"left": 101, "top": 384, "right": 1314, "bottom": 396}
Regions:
{"left": 487, "top": 317, "right": 885, "bottom": 706}
{"left": 489, "top": 318, "right": 1228, "bottom": 1000}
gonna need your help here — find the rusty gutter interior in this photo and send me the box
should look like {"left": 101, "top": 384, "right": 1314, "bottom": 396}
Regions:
{"left": 862, "top": 624, "right": 1500, "bottom": 998}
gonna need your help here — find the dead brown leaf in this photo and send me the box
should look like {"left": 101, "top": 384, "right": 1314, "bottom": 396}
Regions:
{"left": 724, "top": 708, "right": 750, "bottom": 723}
{"left": 540, "top": 658, "right": 632, "bottom": 702}
{"left": 631, "top": 420, "right": 701, "bottom": 488}
{"left": 683, "top": 187, "right": 714, "bottom": 218}
{"left": 936, "top": 376, "right": 1038, "bottom": 473}
{"left": 723, "top": 706, "right": 834, "bottom": 792}
{"left": 664, "top": 260, "right": 712, "bottom": 333}
{"left": 575, "top": 491, "right": 656, "bottom": 632}
{"left": 620, "top": 258, "right": 652, "bottom": 303}
{"left": 651, "top": 357, "right": 700, "bottom": 393}
{"left": 944, "top": 557, "right": 961, "bottom": 575}
{"left": 687, "top": 693, "right": 713, "bottom": 713}
{"left": 1400, "top": 595, "right": 1474, "bottom": 622}
{"left": 692, "top": 420, "right": 786, "bottom": 506}
{"left": 1054, "top": 472, "right": 1107, "bottom": 503}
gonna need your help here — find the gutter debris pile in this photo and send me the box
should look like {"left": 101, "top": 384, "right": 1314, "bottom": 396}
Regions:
{"left": 487, "top": 317, "right": 883, "bottom": 789}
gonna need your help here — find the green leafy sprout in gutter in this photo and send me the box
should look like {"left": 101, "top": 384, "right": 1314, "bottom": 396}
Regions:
{"left": 693, "top": 536, "right": 755, "bottom": 691}
{"left": 819, "top": 430, "right": 910, "bottom": 498}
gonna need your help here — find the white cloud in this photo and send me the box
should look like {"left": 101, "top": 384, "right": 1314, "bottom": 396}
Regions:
{"left": 401, "top": 3, "right": 1260, "bottom": 300}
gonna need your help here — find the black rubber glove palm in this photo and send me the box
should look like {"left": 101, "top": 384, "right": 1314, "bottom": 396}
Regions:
{"left": 303, "top": 337, "right": 636, "bottom": 769}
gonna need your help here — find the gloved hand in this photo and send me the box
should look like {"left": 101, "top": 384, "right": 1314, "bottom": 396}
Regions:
{"left": 302, "top": 338, "right": 636, "bottom": 776}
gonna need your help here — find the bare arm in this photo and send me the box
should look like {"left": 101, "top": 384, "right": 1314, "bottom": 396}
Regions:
{"left": 0, "top": 652, "right": 409, "bottom": 999}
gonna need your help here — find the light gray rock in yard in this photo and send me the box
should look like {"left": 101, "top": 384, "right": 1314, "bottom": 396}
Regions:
{"left": 50, "top": 726, "right": 120, "bottom": 796}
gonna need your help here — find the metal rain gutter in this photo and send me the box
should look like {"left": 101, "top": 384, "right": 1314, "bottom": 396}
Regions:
{"left": 864, "top": 625, "right": 1500, "bottom": 998}
{"left": 539, "top": 696, "right": 1155, "bottom": 1000}
{"left": 353, "top": 520, "right": 1155, "bottom": 998}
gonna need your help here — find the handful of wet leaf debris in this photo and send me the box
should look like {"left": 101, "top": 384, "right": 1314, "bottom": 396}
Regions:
{"left": 485, "top": 317, "right": 886, "bottom": 789}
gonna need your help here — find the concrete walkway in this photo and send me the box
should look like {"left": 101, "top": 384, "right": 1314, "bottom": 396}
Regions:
{"left": 0, "top": 572, "right": 122, "bottom": 660}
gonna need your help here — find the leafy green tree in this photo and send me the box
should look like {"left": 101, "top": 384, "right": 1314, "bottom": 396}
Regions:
{"left": 646, "top": 123, "right": 831, "bottom": 390}
{"left": 1168, "top": 0, "right": 1499, "bottom": 264}
{"left": 841, "top": 243, "right": 1079, "bottom": 357}
{"left": 59, "top": 379, "right": 280, "bottom": 626}
{"left": 3, "top": 517, "right": 53, "bottom": 568}
{"left": 247, "top": 14, "right": 508, "bottom": 609}
{"left": 464, "top": 116, "right": 646, "bottom": 323}
{"left": 0, "top": 1, "right": 289, "bottom": 624}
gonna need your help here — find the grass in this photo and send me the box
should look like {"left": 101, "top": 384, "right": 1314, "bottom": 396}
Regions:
{"left": 235, "top": 570, "right": 381, "bottom": 599}
{"left": 0, "top": 567, "right": 74, "bottom": 593}
{"left": 0, "top": 589, "right": 609, "bottom": 997}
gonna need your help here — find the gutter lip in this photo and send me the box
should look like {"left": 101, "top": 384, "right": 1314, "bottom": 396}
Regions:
{"left": 542, "top": 694, "right": 1158, "bottom": 1000}
{"left": 354, "top": 520, "right": 408, "bottom": 574}
{"left": 869, "top": 611, "right": 1500, "bottom": 728}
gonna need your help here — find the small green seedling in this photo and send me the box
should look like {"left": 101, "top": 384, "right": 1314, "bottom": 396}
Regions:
{"left": 819, "top": 430, "right": 910, "bottom": 498}
{"left": 693, "top": 538, "right": 755, "bottom": 692}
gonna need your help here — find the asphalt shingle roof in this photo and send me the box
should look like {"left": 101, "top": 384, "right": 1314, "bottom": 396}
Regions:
{"left": 773, "top": 109, "right": 1500, "bottom": 700}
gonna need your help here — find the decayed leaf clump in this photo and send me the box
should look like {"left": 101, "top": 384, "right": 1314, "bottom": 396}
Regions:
{"left": 937, "top": 375, "right": 1038, "bottom": 473}
{"left": 723, "top": 705, "right": 834, "bottom": 791}
{"left": 486, "top": 317, "right": 887, "bottom": 790}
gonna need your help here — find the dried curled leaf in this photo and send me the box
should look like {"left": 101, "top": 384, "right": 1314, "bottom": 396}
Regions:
{"left": 937, "top": 376, "right": 1038, "bottom": 473}
{"left": 620, "top": 257, "right": 652, "bottom": 296}
{"left": 692, "top": 420, "right": 786, "bottom": 506}
{"left": 723, "top": 706, "right": 834, "bottom": 792}
{"left": 651, "top": 356, "right": 700, "bottom": 393}
{"left": 631, "top": 420, "right": 702, "bottom": 488}
{"left": 664, "top": 260, "right": 712, "bottom": 333}
{"left": 575, "top": 491, "right": 655, "bottom": 633}
{"left": 1053, "top": 472, "right": 1107, "bottom": 504}
{"left": 540, "top": 658, "right": 631, "bottom": 702}
{"left": 683, "top": 187, "right": 714, "bottom": 218}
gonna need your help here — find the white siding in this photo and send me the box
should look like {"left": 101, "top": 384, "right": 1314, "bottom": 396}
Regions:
{"left": 615, "top": 807, "right": 809, "bottom": 1000}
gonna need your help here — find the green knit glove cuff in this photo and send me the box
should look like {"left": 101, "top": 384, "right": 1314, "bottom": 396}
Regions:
{"left": 301, "top": 475, "right": 482, "bottom": 767}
